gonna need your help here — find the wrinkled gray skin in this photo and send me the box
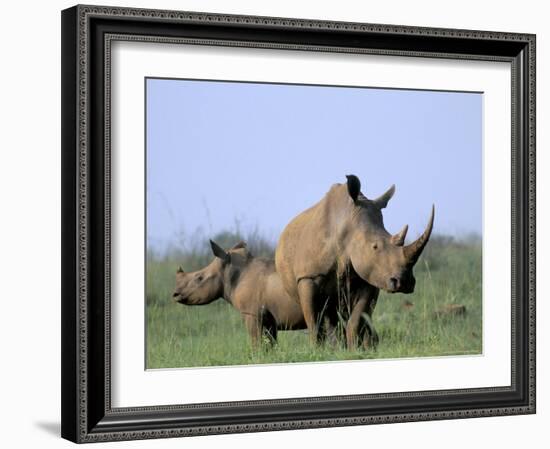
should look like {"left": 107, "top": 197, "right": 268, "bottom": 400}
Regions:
{"left": 275, "top": 175, "right": 434, "bottom": 348}
{"left": 172, "top": 241, "right": 340, "bottom": 347}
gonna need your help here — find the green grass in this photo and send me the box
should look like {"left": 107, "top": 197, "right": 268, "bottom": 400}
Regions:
{"left": 146, "top": 235, "right": 482, "bottom": 368}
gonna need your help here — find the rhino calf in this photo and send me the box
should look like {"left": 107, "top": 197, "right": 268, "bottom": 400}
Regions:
{"left": 172, "top": 241, "right": 338, "bottom": 347}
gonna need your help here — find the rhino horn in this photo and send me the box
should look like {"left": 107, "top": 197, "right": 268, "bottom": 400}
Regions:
{"left": 391, "top": 224, "right": 408, "bottom": 246}
{"left": 404, "top": 205, "right": 435, "bottom": 264}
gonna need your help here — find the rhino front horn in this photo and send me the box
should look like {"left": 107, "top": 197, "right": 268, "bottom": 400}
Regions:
{"left": 391, "top": 224, "right": 408, "bottom": 246}
{"left": 404, "top": 205, "right": 435, "bottom": 264}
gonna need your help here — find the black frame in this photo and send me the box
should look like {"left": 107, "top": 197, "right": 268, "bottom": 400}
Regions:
{"left": 61, "top": 4, "right": 536, "bottom": 443}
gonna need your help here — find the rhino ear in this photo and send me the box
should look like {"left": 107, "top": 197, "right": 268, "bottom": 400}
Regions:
{"left": 210, "top": 240, "right": 230, "bottom": 263}
{"left": 373, "top": 184, "right": 395, "bottom": 209}
{"left": 231, "top": 241, "right": 247, "bottom": 250}
{"left": 346, "top": 175, "right": 361, "bottom": 202}
{"left": 177, "top": 266, "right": 184, "bottom": 274}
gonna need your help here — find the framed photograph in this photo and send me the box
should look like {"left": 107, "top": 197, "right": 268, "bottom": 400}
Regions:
{"left": 61, "top": 4, "right": 536, "bottom": 443}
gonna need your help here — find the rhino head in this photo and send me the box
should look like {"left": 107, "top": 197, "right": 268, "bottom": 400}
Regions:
{"left": 172, "top": 241, "right": 249, "bottom": 305}
{"left": 343, "top": 175, "right": 434, "bottom": 294}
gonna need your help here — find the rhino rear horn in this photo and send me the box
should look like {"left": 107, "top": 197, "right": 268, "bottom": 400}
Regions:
{"left": 404, "top": 205, "right": 435, "bottom": 264}
{"left": 391, "top": 224, "right": 408, "bottom": 246}
{"left": 210, "top": 240, "right": 231, "bottom": 263}
{"left": 373, "top": 184, "right": 395, "bottom": 209}
{"left": 346, "top": 175, "right": 361, "bottom": 202}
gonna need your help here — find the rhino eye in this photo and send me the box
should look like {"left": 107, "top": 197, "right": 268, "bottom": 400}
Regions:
{"left": 372, "top": 243, "right": 378, "bottom": 250}
{"left": 196, "top": 275, "right": 204, "bottom": 282}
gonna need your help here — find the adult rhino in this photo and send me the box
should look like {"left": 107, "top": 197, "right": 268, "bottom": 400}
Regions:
{"left": 275, "top": 174, "right": 434, "bottom": 348}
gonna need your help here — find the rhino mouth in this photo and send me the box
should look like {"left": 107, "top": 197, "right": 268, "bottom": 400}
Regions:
{"left": 385, "top": 276, "right": 415, "bottom": 294}
{"left": 387, "top": 285, "right": 414, "bottom": 294}
{"left": 172, "top": 293, "right": 188, "bottom": 304}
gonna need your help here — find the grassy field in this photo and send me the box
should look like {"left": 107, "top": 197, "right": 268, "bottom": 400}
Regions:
{"left": 146, "top": 232, "right": 482, "bottom": 369}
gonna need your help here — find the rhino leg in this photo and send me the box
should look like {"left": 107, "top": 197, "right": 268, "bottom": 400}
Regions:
{"left": 243, "top": 308, "right": 278, "bottom": 349}
{"left": 297, "top": 278, "right": 323, "bottom": 344}
{"left": 363, "top": 291, "right": 379, "bottom": 349}
{"left": 346, "top": 289, "right": 379, "bottom": 350}
{"left": 260, "top": 306, "right": 278, "bottom": 346}
{"left": 320, "top": 315, "right": 338, "bottom": 346}
{"left": 346, "top": 297, "right": 367, "bottom": 349}
{"left": 243, "top": 313, "right": 262, "bottom": 349}
{"left": 319, "top": 299, "right": 345, "bottom": 347}
{"left": 361, "top": 317, "right": 379, "bottom": 350}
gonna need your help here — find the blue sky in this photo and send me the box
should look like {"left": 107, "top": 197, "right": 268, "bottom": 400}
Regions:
{"left": 146, "top": 78, "right": 482, "bottom": 251}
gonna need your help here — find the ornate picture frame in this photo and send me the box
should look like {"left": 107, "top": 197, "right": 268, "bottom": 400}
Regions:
{"left": 61, "top": 4, "right": 535, "bottom": 443}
